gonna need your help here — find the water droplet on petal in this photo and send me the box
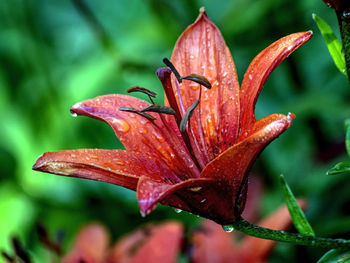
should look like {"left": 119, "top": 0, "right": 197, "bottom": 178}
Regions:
{"left": 138, "top": 127, "right": 148, "bottom": 134}
{"left": 153, "top": 132, "right": 166, "bottom": 143}
{"left": 189, "top": 83, "right": 200, "bottom": 90}
{"left": 189, "top": 187, "right": 202, "bottom": 192}
{"left": 70, "top": 112, "right": 77, "bottom": 117}
{"left": 112, "top": 118, "right": 130, "bottom": 133}
{"left": 113, "top": 159, "right": 125, "bottom": 166}
{"left": 174, "top": 208, "right": 182, "bottom": 214}
{"left": 222, "top": 225, "right": 234, "bottom": 233}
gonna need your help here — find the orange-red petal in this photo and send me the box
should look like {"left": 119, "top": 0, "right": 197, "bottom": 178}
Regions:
{"left": 200, "top": 114, "right": 293, "bottom": 217}
{"left": 70, "top": 94, "right": 200, "bottom": 178}
{"left": 62, "top": 223, "right": 109, "bottom": 263}
{"left": 239, "top": 31, "right": 312, "bottom": 132}
{"left": 32, "top": 149, "right": 143, "bottom": 190}
{"left": 170, "top": 10, "right": 240, "bottom": 163}
{"left": 107, "top": 222, "right": 183, "bottom": 263}
{"left": 33, "top": 149, "right": 182, "bottom": 191}
{"left": 137, "top": 176, "right": 237, "bottom": 224}
{"left": 201, "top": 113, "right": 294, "bottom": 180}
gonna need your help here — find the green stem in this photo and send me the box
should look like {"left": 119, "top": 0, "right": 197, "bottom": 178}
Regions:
{"left": 230, "top": 217, "right": 350, "bottom": 250}
{"left": 337, "top": 8, "right": 350, "bottom": 80}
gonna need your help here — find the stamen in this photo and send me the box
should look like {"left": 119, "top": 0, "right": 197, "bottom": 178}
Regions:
{"left": 127, "top": 86, "right": 158, "bottom": 97}
{"left": 141, "top": 105, "right": 176, "bottom": 115}
{"left": 163, "top": 58, "right": 182, "bottom": 83}
{"left": 119, "top": 107, "right": 156, "bottom": 121}
{"left": 180, "top": 99, "right": 200, "bottom": 132}
{"left": 181, "top": 74, "right": 212, "bottom": 89}
{"left": 127, "top": 86, "right": 157, "bottom": 104}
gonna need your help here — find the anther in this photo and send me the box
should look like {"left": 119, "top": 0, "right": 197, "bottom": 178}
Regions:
{"left": 180, "top": 100, "right": 200, "bottom": 132}
{"left": 141, "top": 105, "right": 176, "bottom": 115}
{"left": 163, "top": 58, "right": 182, "bottom": 83}
{"left": 119, "top": 107, "right": 156, "bottom": 121}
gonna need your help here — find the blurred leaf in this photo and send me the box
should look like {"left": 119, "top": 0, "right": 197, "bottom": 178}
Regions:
{"left": 280, "top": 174, "right": 315, "bottom": 236}
{"left": 345, "top": 119, "right": 350, "bottom": 157}
{"left": 327, "top": 162, "right": 350, "bottom": 176}
{"left": 312, "top": 13, "right": 346, "bottom": 75}
{"left": 317, "top": 249, "right": 350, "bottom": 263}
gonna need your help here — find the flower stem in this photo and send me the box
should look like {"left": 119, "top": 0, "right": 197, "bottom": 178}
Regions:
{"left": 337, "top": 8, "right": 350, "bottom": 80}
{"left": 230, "top": 217, "right": 350, "bottom": 250}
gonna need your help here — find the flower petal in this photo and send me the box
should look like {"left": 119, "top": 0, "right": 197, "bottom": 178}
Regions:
{"left": 137, "top": 176, "right": 237, "bottom": 224}
{"left": 239, "top": 31, "right": 312, "bottom": 132}
{"left": 171, "top": 10, "right": 240, "bottom": 162}
{"left": 191, "top": 220, "right": 235, "bottom": 263}
{"left": 202, "top": 113, "right": 294, "bottom": 180}
{"left": 62, "top": 223, "right": 109, "bottom": 263}
{"left": 201, "top": 114, "right": 294, "bottom": 216}
{"left": 32, "top": 149, "right": 175, "bottom": 190}
{"left": 107, "top": 222, "right": 183, "bottom": 263}
{"left": 70, "top": 94, "right": 200, "bottom": 178}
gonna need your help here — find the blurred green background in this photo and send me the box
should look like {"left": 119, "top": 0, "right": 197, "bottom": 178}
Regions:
{"left": 0, "top": 0, "right": 349, "bottom": 262}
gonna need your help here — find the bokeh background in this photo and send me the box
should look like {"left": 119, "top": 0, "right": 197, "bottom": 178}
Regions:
{"left": 0, "top": 0, "right": 349, "bottom": 262}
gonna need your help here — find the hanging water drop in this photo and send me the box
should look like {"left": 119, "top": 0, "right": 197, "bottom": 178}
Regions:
{"left": 173, "top": 208, "right": 182, "bottom": 214}
{"left": 70, "top": 112, "right": 77, "bottom": 117}
{"left": 112, "top": 118, "right": 130, "bottom": 133}
{"left": 222, "top": 225, "right": 234, "bottom": 233}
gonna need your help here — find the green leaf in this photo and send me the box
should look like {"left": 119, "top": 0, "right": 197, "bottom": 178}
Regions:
{"left": 327, "top": 162, "right": 350, "bottom": 176}
{"left": 345, "top": 119, "right": 350, "bottom": 158}
{"left": 312, "top": 13, "right": 346, "bottom": 75}
{"left": 317, "top": 249, "right": 350, "bottom": 263}
{"left": 280, "top": 174, "right": 315, "bottom": 236}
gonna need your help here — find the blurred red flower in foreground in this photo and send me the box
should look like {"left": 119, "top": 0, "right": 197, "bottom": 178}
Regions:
{"left": 33, "top": 9, "right": 312, "bottom": 224}
{"left": 62, "top": 222, "right": 183, "bottom": 263}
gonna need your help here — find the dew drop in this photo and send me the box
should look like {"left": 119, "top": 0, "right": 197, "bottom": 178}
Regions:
{"left": 154, "top": 132, "right": 166, "bottom": 143}
{"left": 174, "top": 208, "right": 182, "bottom": 214}
{"left": 70, "top": 112, "right": 78, "bottom": 117}
{"left": 138, "top": 127, "right": 148, "bottom": 134}
{"left": 222, "top": 225, "right": 234, "bottom": 232}
{"left": 112, "top": 118, "right": 130, "bottom": 133}
{"left": 189, "top": 83, "right": 200, "bottom": 90}
{"left": 189, "top": 187, "right": 202, "bottom": 192}
{"left": 113, "top": 159, "right": 125, "bottom": 166}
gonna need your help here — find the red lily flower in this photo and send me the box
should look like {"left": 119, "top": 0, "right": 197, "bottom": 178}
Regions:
{"left": 32, "top": 9, "right": 312, "bottom": 224}
{"left": 62, "top": 221, "right": 183, "bottom": 263}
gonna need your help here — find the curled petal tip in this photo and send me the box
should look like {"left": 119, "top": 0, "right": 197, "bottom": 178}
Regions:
{"left": 70, "top": 102, "right": 83, "bottom": 110}
{"left": 287, "top": 112, "right": 296, "bottom": 121}
{"left": 32, "top": 153, "right": 44, "bottom": 170}
{"left": 199, "top": 6, "right": 205, "bottom": 13}
{"left": 303, "top": 30, "right": 313, "bottom": 41}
